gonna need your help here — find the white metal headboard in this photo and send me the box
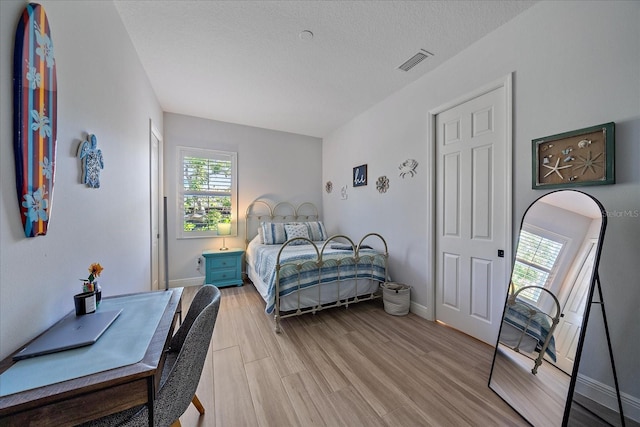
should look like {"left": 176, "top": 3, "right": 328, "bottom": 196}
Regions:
{"left": 245, "top": 199, "right": 319, "bottom": 246}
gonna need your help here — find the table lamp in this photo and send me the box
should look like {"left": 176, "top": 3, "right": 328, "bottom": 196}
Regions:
{"left": 217, "top": 222, "right": 231, "bottom": 251}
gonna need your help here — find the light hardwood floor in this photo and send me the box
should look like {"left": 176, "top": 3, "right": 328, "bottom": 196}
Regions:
{"left": 178, "top": 284, "right": 528, "bottom": 427}
{"left": 490, "top": 344, "right": 569, "bottom": 426}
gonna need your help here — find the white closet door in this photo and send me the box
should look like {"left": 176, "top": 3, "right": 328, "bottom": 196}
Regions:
{"left": 435, "top": 86, "right": 508, "bottom": 345}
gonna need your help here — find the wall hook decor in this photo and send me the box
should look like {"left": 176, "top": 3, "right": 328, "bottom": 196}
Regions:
{"left": 78, "top": 134, "right": 104, "bottom": 188}
{"left": 341, "top": 185, "right": 348, "bottom": 200}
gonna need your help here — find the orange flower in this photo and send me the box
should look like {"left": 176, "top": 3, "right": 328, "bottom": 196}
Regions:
{"left": 87, "top": 263, "right": 103, "bottom": 283}
{"left": 89, "top": 263, "right": 103, "bottom": 277}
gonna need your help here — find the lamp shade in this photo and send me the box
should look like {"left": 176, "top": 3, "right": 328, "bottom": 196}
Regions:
{"left": 217, "top": 222, "right": 231, "bottom": 236}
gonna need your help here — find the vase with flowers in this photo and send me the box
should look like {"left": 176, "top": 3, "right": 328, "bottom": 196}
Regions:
{"left": 81, "top": 262, "right": 103, "bottom": 306}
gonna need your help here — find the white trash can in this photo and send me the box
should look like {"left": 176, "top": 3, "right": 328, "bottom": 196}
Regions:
{"left": 382, "top": 282, "right": 411, "bottom": 316}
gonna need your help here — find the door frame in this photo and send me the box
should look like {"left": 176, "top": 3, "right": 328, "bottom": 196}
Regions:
{"left": 425, "top": 73, "right": 513, "bottom": 323}
{"left": 150, "top": 120, "right": 164, "bottom": 291}
{"left": 552, "top": 237, "right": 598, "bottom": 374}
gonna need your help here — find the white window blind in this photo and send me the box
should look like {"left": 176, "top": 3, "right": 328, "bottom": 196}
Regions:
{"left": 178, "top": 147, "right": 237, "bottom": 238}
{"left": 511, "top": 229, "right": 564, "bottom": 303}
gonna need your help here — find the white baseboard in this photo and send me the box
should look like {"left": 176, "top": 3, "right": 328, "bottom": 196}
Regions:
{"left": 410, "top": 300, "right": 433, "bottom": 321}
{"left": 575, "top": 373, "right": 640, "bottom": 422}
{"left": 169, "top": 277, "right": 204, "bottom": 288}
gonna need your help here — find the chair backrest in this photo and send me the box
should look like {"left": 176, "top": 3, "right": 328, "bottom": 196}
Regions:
{"left": 169, "top": 285, "right": 218, "bottom": 352}
{"left": 155, "top": 286, "right": 221, "bottom": 426}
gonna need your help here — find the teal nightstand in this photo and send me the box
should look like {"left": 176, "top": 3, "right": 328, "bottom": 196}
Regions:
{"left": 202, "top": 248, "right": 244, "bottom": 288}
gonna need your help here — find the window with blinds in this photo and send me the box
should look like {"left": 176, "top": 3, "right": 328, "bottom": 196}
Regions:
{"left": 178, "top": 147, "right": 237, "bottom": 238}
{"left": 511, "top": 229, "right": 564, "bottom": 303}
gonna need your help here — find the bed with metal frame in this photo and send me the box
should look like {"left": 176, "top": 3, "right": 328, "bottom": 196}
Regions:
{"left": 245, "top": 199, "right": 389, "bottom": 332}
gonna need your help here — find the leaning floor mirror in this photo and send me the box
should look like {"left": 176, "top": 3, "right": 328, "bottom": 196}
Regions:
{"left": 488, "top": 190, "right": 626, "bottom": 426}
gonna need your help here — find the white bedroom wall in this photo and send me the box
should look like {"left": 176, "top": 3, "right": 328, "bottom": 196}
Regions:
{"left": 0, "top": 0, "right": 162, "bottom": 359}
{"left": 323, "top": 0, "right": 639, "bottom": 414}
{"left": 163, "top": 113, "right": 322, "bottom": 285}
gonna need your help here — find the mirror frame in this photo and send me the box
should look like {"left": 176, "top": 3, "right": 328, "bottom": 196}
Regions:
{"left": 488, "top": 189, "right": 615, "bottom": 426}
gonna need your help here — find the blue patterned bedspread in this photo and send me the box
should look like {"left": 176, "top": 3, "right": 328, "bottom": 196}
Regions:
{"left": 503, "top": 299, "right": 557, "bottom": 362}
{"left": 251, "top": 242, "right": 386, "bottom": 314}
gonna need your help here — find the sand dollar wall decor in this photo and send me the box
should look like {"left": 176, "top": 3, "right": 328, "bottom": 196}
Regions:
{"left": 376, "top": 176, "right": 389, "bottom": 193}
{"left": 325, "top": 181, "right": 333, "bottom": 193}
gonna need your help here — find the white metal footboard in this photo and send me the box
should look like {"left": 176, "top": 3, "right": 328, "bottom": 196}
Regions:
{"left": 506, "top": 285, "right": 562, "bottom": 375}
{"left": 273, "top": 233, "right": 388, "bottom": 333}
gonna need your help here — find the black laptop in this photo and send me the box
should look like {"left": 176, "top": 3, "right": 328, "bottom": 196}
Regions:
{"left": 13, "top": 309, "right": 123, "bottom": 361}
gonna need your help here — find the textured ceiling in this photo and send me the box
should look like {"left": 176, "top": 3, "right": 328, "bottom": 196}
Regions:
{"left": 114, "top": 1, "right": 536, "bottom": 138}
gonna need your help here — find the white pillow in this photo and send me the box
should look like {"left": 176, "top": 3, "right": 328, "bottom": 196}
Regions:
{"left": 261, "top": 222, "right": 287, "bottom": 245}
{"left": 284, "top": 223, "right": 310, "bottom": 244}
{"left": 249, "top": 234, "right": 262, "bottom": 246}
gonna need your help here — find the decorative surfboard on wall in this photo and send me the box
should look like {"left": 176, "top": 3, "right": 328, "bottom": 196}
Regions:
{"left": 13, "top": 3, "right": 57, "bottom": 237}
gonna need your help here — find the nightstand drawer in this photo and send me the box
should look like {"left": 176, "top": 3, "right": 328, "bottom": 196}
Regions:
{"left": 208, "top": 268, "right": 238, "bottom": 283}
{"left": 209, "top": 256, "right": 238, "bottom": 269}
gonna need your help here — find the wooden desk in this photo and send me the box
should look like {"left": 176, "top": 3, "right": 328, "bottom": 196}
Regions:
{"left": 0, "top": 288, "right": 183, "bottom": 426}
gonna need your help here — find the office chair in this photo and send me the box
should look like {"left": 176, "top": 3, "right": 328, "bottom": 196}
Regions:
{"left": 83, "top": 285, "right": 221, "bottom": 427}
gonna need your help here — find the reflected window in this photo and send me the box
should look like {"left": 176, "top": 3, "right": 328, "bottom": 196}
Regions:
{"left": 512, "top": 229, "right": 564, "bottom": 302}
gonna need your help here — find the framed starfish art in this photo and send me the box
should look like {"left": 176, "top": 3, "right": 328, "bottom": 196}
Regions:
{"left": 532, "top": 122, "right": 615, "bottom": 189}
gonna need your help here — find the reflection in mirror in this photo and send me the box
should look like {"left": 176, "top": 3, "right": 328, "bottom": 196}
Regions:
{"left": 488, "top": 190, "right": 622, "bottom": 426}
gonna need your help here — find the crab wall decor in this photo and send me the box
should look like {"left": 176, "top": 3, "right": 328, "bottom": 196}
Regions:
{"left": 399, "top": 159, "right": 418, "bottom": 178}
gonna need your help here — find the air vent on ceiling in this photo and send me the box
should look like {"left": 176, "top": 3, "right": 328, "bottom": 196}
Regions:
{"left": 397, "top": 49, "right": 433, "bottom": 72}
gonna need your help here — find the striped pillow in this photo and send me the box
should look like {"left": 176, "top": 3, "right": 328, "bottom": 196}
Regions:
{"left": 261, "top": 222, "right": 287, "bottom": 245}
{"left": 289, "top": 221, "right": 327, "bottom": 241}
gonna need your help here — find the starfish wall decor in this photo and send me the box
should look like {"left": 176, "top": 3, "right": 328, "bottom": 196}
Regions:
{"left": 532, "top": 122, "right": 614, "bottom": 189}
{"left": 542, "top": 157, "right": 572, "bottom": 179}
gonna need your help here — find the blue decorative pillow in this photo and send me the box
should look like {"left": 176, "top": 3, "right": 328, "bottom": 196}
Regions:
{"left": 284, "top": 224, "right": 310, "bottom": 244}
{"left": 261, "top": 222, "right": 287, "bottom": 245}
{"left": 302, "top": 221, "right": 327, "bottom": 241}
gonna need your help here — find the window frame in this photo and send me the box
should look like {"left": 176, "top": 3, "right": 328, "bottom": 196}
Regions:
{"left": 512, "top": 225, "right": 567, "bottom": 305}
{"left": 177, "top": 146, "right": 237, "bottom": 240}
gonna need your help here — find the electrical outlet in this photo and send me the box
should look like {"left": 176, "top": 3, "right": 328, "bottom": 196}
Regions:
{"left": 197, "top": 257, "right": 202, "bottom": 265}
